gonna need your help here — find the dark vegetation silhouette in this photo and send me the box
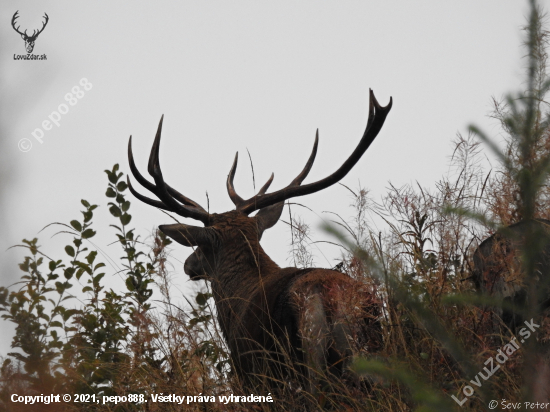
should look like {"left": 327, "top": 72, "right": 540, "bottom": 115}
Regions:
{"left": 0, "top": 1, "right": 549, "bottom": 410}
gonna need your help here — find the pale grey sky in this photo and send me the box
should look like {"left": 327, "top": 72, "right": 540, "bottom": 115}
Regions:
{"left": 0, "top": 1, "right": 537, "bottom": 355}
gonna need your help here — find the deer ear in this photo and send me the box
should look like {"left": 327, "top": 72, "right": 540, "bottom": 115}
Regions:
{"left": 255, "top": 201, "right": 284, "bottom": 238}
{"left": 159, "top": 224, "right": 212, "bottom": 247}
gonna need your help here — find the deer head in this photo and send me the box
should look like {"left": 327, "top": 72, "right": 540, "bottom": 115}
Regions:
{"left": 12, "top": 11, "right": 49, "bottom": 54}
{"left": 128, "top": 90, "right": 392, "bottom": 282}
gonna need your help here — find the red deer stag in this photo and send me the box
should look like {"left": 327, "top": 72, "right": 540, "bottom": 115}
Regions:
{"left": 127, "top": 89, "right": 392, "bottom": 391}
{"left": 473, "top": 219, "right": 550, "bottom": 333}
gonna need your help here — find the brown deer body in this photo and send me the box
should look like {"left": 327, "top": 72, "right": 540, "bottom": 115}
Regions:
{"left": 128, "top": 90, "right": 392, "bottom": 391}
{"left": 473, "top": 219, "right": 550, "bottom": 332}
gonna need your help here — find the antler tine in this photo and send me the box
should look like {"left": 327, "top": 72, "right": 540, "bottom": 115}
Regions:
{"left": 147, "top": 115, "right": 165, "bottom": 179}
{"left": 128, "top": 116, "right": 210, "bottom": 224}
{"left": 226, "top": 153, "right": 245, "bottom": 207}
{"left": 241, "top": 133, "right": 317, "bottom": 210}
{"left": 257, "top": 173, "right": 274, "bottom": 196}
{"left": 129, "top": 135, "right": 206, "bottom": 211}
{"left": 227, "top": 155, "right": 278, "bottom": 207}
{"left": 238, "top": 89, "right": 392, "bottom": 215}
{"left": 146, "top": 116, "right": 209, "bottom": 222}
{"left": 127, "top": 176, "right": 170, "bottom": 211}
{"left": 129, "top": 135, "right": 157, "bottom": 193}
{"left": 289, "top": 130, "right": 319, "bottom": 186}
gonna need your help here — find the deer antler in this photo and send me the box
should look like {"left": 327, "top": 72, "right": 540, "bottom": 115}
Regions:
{"left": 127, "top": 116, "right": 210, "bottom": 225}
{"left": 227, "top": 89, "right": 392, "bottom": 214}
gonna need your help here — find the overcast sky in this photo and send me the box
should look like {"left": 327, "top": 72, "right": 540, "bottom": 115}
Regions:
{"left": 0, "top": 1, "right": 538, "bottom": 356}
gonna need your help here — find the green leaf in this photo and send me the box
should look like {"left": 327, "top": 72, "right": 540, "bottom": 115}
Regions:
{"left": 106, "top": 170, "right": 118, "bottom": 184}
{"left": 117, "top": 181, "right": 128, "bottom": 192}
{"left": 64, "top": 267, "right": 75, "bottom": 280}
{"left": 93, "top": 273, "right": 105, "bottom": 286}
{"left": 106, "top": 187, "right": 117, "bottom": 198}
{"left": 81, "top": 229, "right": 96, "bottom": 239}
{"left": 50, "top": 321, "right": 63, "bottom": 328}
{"left": 116, "top": 193, "right": 125, "bottom": 203}
{"left": 63, "top": 309, "right": 79, "bottom": 322}
{"left": 109, "top": 205, "right": 122, "bottom": 217}
{"left": 70, "top": 220, "right": 82, "bottom": 232}
{"left": 121, "top": 201, "right": 131, "bottom": 212}
{"left": 82, "top": 286, "right": 93, "bottom": 293}
{"left": 86, "top": 251, "right": 97, "bottom": 265}
{"left": 125, "top": 277, "right": 136, "bottom": 291}
{"left": 83, "top": 211, "right": 93, "bottom": 222}
{"left": 55, "top": 282, "right": 65, "bottom": 294}
{"left": 65, "top": 245, "right": 75, "bottom": 257}
{"left": 74, "top": 261, "right": 92, "bottom": 275}
{"left": 195, "top": 292, "right": 211, "bottom": 306}
{"left": 120, "top": 214, "right": 132, "bottom": 226}
{"left": 81, "top": 199, "right": 90, "bottom": 207}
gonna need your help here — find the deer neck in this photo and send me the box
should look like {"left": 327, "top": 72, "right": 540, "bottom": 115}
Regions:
{"left": 209, "top": 244, "right": 281, "bottom": 348}
{"left": 211, "top": 244, "right": 280, "bottom": 298}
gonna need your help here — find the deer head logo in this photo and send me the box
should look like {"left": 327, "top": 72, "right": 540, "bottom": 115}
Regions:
{"left": 11, "top": 11, "right": 49, "bottom": 54}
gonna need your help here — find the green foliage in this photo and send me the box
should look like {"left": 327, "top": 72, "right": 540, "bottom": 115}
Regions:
{"left": 0, "top": 163, "right": 184, "bottom": 403}
{"left": 0, "top": 160, "right": 232, "bottom": 411}
{"left": 0, "top": 158, "right": 232, "bottom": 411}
